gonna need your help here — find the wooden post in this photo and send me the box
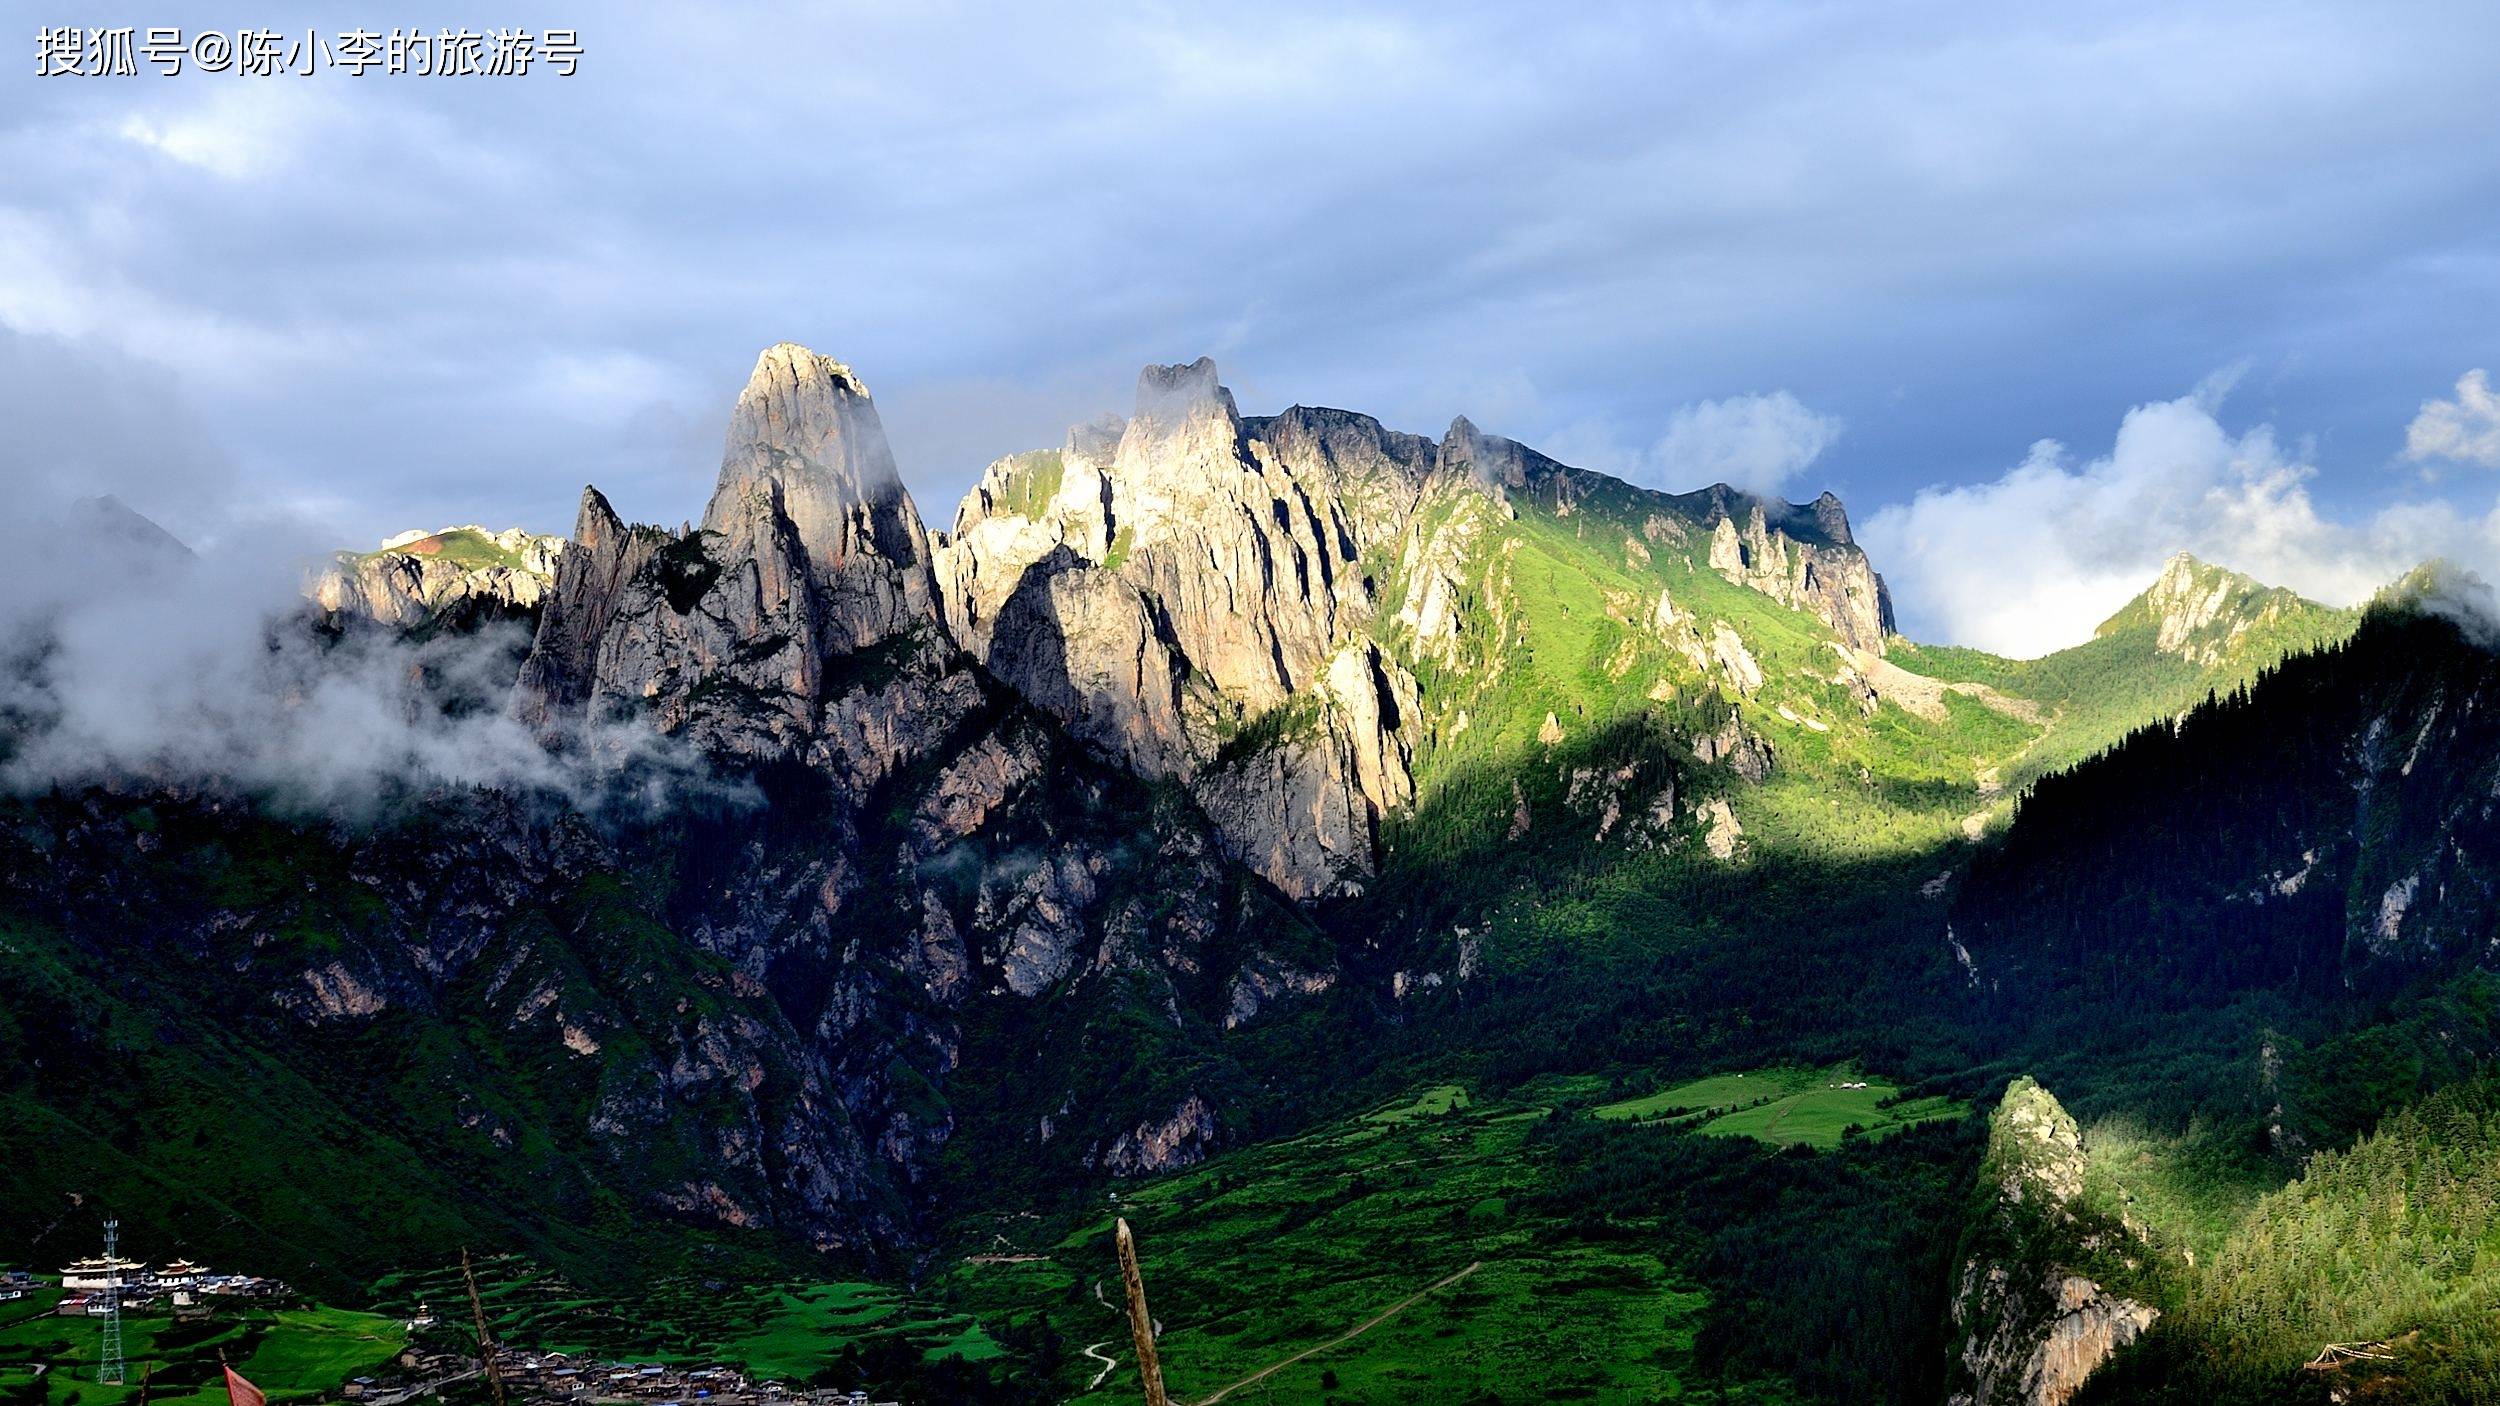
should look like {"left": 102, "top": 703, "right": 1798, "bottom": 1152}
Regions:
{"left": 1114, "top": 1219, "right": 1169, "bottom": 1406}
{"left": 460, "top": 1250, "right": 507, "bottom": 1406}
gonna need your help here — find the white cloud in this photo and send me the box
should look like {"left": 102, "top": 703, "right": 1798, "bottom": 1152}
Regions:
{"left": 2406, "top": 369, "right": 2500, "bottom": 468}
{"left": 1546, "top": 391, "right": 1846, "bottom": 498}
{"left": 114, "top": 86, "right": 326, "bottom": 179}
{"left": 1650, "top": 391, "right": 1843, "bottom": 498}
{"left": 1863, "top": 384, "right": 2500, "bottom": 657}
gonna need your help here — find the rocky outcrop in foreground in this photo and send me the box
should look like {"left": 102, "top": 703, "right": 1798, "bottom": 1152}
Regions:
{"left": 1947, "top": 1079, "right": 2156, "bottom": 1406}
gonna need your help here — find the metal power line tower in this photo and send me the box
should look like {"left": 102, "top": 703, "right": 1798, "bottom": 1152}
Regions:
{"left": 97, "top": 1218, "right": 126, "bottom": 1386}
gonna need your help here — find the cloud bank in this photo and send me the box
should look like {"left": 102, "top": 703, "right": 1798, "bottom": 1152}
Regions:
{"left": 0, "top": 333, "right": 730, "bottom": 819}
{"left": 0, "top": 498, "right": 726, "bottom": 820}
{"left": 1862, "top": 377, "right": 2500, "bottom": 657}
{"left": 5, "top": 3, "right": 2496, "bottom": 538}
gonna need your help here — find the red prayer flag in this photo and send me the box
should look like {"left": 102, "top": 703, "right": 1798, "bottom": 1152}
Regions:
{"left": 222, "top": 1366, "right": 266, "bottom": 1406}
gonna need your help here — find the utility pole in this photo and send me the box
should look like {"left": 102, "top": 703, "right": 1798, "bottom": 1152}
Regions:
{"left": 460, "top": 1249, "right": 507, "bottom": 1406}
{"left": 1113, "top": 1219, "right": 1168, "bottom": 1406}
{"left": 98, "top": 1218, "right": 126, "bottom": 1386}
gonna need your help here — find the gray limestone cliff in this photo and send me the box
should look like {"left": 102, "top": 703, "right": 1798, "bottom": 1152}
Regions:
{"left": 518, "top": 345, "right": 944, "bottom": 763}
{"left": 498, "top": 344, "right": 1380, "bottom": 1225}
{"left": 933, "top": 360, "right": 1433, "bottom": 899}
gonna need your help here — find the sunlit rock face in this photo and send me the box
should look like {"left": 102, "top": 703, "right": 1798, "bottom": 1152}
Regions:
{"left": 519, "top": 344, "right": 950, "bottom": 764}
{"left": 1946, "top": 1079, "right": 2158, "bottom": 1406}
{"left": 312, "top": 525, "right": 565, "bottom": 631}
{"left": 707, "top": 343, "right": 938, "bottom": 652}
{"left": 930, "top": 355, "right": 1905, "bottom": 899}
{"left": 1704, "top": 493, "right": 1895, "bottom": 655}
{"left": 934, "top": 359, "right": 1433, "bottom": 899}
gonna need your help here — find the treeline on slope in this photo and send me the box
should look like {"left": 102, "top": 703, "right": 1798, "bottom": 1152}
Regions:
{"left": 1956, "top": 606, "right": 2500, "bottom": 1019}
{"left": 1523, "top": 1113, "right": 1980, "bottom": 1404}
{"left": 2077, "top": 1074, "right": 2500, "bottom": 1406}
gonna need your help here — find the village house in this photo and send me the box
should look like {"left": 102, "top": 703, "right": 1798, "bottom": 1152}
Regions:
{"left": 153, "top": 1259, "right": 209, "bottom": 1289}
{"left": 60, "top": 1255, "right": 144, "bottom": 1292}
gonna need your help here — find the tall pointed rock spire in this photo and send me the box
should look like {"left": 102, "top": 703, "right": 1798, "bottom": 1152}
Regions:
{"left": 702, "top": 341, "right": 936, "bottom": 650}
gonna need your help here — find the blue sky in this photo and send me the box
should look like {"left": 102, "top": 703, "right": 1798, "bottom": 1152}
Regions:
{"left": 4, "top": 1, "right": 2497, "bottom": 653}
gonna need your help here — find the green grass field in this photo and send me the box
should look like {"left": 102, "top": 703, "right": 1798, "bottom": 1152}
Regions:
{"left": 364, "top": 1259, "right": 998, "bottom": 1383}
{"left": 938, "top": 1082, "right": 1805, "bottom": 1404}
{"left": 1595, "top": 1067, "right": 1967, "bottom": 1149}
{"left": 721, "top": 1282, "right": 1002, "bottom": 1375}
{"left": 0, "top": 1288, "right": 406, "bottom": 1406}
{"left": 1364, "top": 1084, "right": 1471, "bottom": 1123}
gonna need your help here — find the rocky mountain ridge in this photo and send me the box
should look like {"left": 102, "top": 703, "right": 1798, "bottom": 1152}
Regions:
{"left": 932, "top": 354, "right": 1897, "bottom": 898}
{"left": 2093, "top": 552, "right": 2323, "bottom": 668}
{"left": 314, "top": 524, "right": 566, "bottom": 631}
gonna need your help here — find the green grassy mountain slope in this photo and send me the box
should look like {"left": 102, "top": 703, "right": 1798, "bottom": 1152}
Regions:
{"left": 1894, "top": 553, "right": 2357, "bottom": 791}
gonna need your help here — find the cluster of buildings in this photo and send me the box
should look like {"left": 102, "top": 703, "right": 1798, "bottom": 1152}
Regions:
{"left": 376, "top": 1346, "right": 899, "bottom": 1406}
{"left": 45, "top": 1255, "right": 293, "bottom": 1316}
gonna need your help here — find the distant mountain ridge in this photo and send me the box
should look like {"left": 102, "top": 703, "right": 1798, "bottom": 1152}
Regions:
{"left": 313, "top": 524, "right": 565, "bottom": 632}
{"left": 2094, "top": 551, "right": 2330, "bottom": 666}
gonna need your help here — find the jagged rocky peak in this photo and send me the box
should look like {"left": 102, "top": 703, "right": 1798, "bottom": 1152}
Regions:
{"left": 1250, "top": 404, "right": 1440, "bottom": 489}
{"left": 1128, "top": 355, "right": 1239, "bottom": 440}
{"left": 1441, "top": 414, "right": 1537, "bottom": 490}
{"left": 1688, "top": 484, "right": 1895, "bottom": 655}
{"left": 705, "top": 341, "right": 936, "bottom": 648}
{"left": 931, "top": 355, "right": 1431, "bottom": 899}
{"left": 312, "top": 523, "right": 566, "bottom": 631}
{"left": 572, "top": 483, "right": 628, "bottom": 550}
{"left": 2098, "top": 552, "right": 2318, "bottom": 666}
{"left": 519, "top": 342, "right": 956, "bottom": 759}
